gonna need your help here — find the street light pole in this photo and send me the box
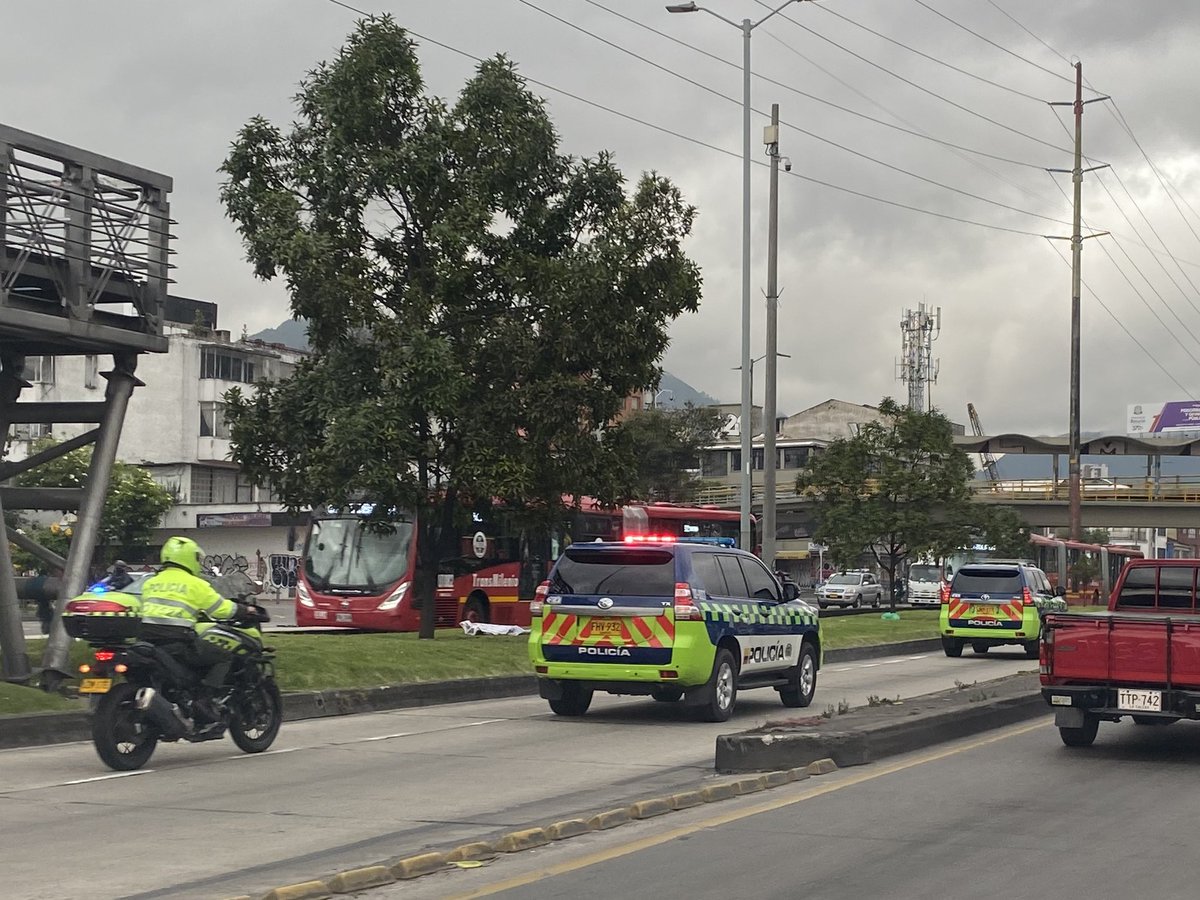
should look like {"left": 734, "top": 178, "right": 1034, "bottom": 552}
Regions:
{"left": 667, "top": 0, "right": 806, "bottom": 552}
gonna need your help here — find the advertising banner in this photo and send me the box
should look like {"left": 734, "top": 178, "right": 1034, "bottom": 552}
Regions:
{"left": 1127, "top": 401, "right": 1200, "bottom": 435}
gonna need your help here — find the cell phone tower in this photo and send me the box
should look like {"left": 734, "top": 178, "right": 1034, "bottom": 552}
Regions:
{"left": 897, "top": 303, "right": 941, "bottom": 411}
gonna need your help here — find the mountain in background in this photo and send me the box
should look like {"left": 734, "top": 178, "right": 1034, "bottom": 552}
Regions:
{"left": 249, "top": 320, "right": 716, "bottom": 408}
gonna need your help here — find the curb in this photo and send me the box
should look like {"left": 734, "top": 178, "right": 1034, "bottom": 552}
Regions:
{"left": 713, "top": 673, "right": 1045, "bottom": 773}
{"left": 228, "top": 761, "right": 832, "bottom": 900}
{"left": 0, "top": 641, "right": 939, "bottom": 749}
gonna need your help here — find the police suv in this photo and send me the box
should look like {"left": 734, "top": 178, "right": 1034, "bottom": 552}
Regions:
{"left": 528, "top": 539, "right": 821, "bottom": 722}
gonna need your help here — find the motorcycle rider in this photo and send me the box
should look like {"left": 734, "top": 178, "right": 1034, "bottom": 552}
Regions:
{"left": 138, "top": 536, "right": 259, "bottom": 722}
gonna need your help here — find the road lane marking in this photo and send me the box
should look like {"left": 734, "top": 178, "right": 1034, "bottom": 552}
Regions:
{"left": 60, "top": 770, "right": 155, "bottom": 785}
{"left": 446, "top": 717, "right": 1051, "bottom": 899}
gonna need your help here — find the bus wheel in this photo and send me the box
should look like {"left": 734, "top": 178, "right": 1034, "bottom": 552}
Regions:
{"left": 463, "top": 595, "right": 489, "bottom": 624}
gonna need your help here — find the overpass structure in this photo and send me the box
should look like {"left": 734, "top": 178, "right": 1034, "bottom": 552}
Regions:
{"left": 0, "top": 124, "right": 173, "bottom": 683}
{"left": 696, "top": 431, "right": 1200, "bottom": 531}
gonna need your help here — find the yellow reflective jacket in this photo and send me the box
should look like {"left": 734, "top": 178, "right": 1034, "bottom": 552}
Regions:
{"left": 139, "top": 567, "right": 236, "bottom": 630}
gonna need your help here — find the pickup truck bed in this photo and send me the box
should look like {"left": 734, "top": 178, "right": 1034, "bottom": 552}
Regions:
{"left": 1040, "top": 559, "right": 1200, "bottom": 747}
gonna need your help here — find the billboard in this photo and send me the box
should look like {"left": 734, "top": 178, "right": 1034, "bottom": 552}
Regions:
{"left": 1127, "top": 401, "right": 1200, "bottom": 435}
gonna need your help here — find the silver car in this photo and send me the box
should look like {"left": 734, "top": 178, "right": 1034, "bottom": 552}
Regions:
{"left": 817, "top": 572, "right": 883, "bottom": 609}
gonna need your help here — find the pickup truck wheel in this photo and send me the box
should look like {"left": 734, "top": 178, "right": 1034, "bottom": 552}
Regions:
{"left": 972, "top": 642, "right": 990, "bottom": 654}
{"left": 697, "top": 648, "right": 738, "bottom": 723}
{"left": 1132, "top": 715, "right": 1174, "bottom": 726}
{"left": 1022, "top": 638, "right": 1040, "bottom": 660}
{"left": 779, "top": 643, "right": 818, "bottom": 708}
{"left": 1059, "top": 714, "right": 1099, "bottom": 747}
{"left": 548, "top": 683, "right": 593, "bottom": 717}
{"left": 941, "top": 637, "right": 964, "bottom": 658}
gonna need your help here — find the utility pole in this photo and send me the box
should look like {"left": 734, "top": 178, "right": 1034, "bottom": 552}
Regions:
{"left": 763, "top": 103, "right": 782, "bottom": 570}
{"left": 1049, "top": 62, "right": 1110, "bottom": 541}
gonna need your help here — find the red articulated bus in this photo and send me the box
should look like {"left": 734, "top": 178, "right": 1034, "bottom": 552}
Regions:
{"left": 295, "top": 500, "right": 756, "bottom": 631}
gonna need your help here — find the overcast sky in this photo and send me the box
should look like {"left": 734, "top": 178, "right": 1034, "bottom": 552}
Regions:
{"left": 6, "top": 1, "right": 1200, "bottom": 435}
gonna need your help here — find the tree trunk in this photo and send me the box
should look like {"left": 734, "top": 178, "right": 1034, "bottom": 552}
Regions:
{"left": 416, "top": 516, "right": 438, "bottom": 640}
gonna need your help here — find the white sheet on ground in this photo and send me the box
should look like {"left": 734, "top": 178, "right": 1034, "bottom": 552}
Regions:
{"left": 459, "top": 621, "right": 530, "bottom": 636}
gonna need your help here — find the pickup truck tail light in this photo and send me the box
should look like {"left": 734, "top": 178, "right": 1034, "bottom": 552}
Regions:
{"left": 674, "top": 583, "right": 701, "bottom": 620}
{"left": 1039, "top": 624, "right": 1054, "bottom": 677}
{"left": 1022, "top": 587, "right": 1034, "bottom": 607}
{"left": 530, "top": 580, "right": 550, "bottom": 616}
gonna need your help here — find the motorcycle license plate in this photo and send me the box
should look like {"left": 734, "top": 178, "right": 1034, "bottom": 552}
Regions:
{"left": 78, "top": 678, "right": 113, "bottom": 694}
{"left": 336, "top": 612, "right": 353, "bottom": 623}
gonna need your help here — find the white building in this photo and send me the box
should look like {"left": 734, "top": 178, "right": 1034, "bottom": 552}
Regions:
{"left": 9, "top": 312, "right": 307, "bottom": 584}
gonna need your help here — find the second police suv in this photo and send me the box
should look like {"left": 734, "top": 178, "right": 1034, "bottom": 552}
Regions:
{"left": 528, "top": 536, "right": 822, "bottom": 722}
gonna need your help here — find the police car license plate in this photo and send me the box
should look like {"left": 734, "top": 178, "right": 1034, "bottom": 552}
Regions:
{"left": 968, "top": 604, "right": 1000, "bottom": 616}
{"left": 336, "top": 612, "right": 353, "bottom": 623}
{"left": 1117, "top": 688, "right": 1161, "bottom": 712}
{"left": 587, "top": 618, "right": 623, "bottom": 636}
{"left": 78, "top": 678, "right": 113, "bottom": 694}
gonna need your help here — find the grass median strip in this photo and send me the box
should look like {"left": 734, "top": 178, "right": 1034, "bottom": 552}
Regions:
{"left": 3, "top": 610, "right": 944, "bottom": 716}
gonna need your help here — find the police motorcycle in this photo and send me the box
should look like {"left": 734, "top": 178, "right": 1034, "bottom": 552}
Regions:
{"left": 64, "top": 571, "right": 283, "bottom": 771}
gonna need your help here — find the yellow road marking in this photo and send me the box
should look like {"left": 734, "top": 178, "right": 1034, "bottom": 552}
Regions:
{"left": 448, "top": 717, "right": 1051, "bottom": 899}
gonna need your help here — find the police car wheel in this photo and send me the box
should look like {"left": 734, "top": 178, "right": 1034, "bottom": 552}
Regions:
{"left": 780, "top": 643, "right": 817, "bottom": 708}
{"left": 942, "top": 637, "right": 964, "bottom": 658}
{"left": 972, "top": 642, "right": 990, "bottom": 654}
{"left": 699, "top": 648, "right": 738, "bottom": 723}
{"left": 549, "top": 683, "right": 593, "bottom": 717}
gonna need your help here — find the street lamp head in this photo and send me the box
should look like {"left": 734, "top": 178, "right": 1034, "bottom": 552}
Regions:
{"left": 666, "top": 2, "right": 698, "bottom": 11}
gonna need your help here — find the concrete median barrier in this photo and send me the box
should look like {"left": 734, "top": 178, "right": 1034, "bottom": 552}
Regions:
{"left": 714, "top": 673, "right": 1045, "bottom": 773}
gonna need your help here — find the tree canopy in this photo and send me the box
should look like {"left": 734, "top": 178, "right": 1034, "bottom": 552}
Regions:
{"left": 10, "top": 438, "right": 174, "bottom": 572}
{"left": 219, "top": 18, "right": 702, "bottom": 635}
{"left": 797, "top": 398, "right": 977, "bottom": 607}
{"left": 612, "top": 405, "right": 725, "bottom": 503}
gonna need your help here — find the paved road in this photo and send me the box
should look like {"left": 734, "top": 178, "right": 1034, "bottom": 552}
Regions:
{"left": 390, "top": 715, "right": 1200, "bottom": 900}
{"left": 0, "top": 649, "right": 1031, "bottom": 900}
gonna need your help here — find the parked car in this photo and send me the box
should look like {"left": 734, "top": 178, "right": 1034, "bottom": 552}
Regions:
{"left": 817, "top": 571, "right": 883, "bottom": 609}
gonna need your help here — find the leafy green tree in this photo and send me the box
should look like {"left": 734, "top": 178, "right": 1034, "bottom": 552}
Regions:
{"left": 977, "top": 506, "right": 1032, "bottom": 560}
{"left": 797, "top": 398, "right": 976, "bottom": 608}
{"left": 10, "top": 438, "right": 174, "bottom": 571}
{"left": 219, "top": 18, "right": 702, "bottom": 638}
{"left": 612, "top": 405, "right": 725, "bottom": 502}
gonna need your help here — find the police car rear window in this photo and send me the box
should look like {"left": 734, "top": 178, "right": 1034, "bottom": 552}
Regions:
{"left": 551, "top": 548, "right": 675, "bottom": 597}
{"left": 952, "top": 568, "right": 1023, "bottom": 594}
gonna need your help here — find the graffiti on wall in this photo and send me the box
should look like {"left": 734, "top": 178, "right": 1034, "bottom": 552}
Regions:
{"left": 203, "top": 553, "right": 249, "bottom": 576}
{"left": 269, "top": 554, "right": 299, "bottom": 590}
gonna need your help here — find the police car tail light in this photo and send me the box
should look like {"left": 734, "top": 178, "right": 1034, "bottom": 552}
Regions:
{"left": 376, "top": 581, "right": 410, "bottom": 611}
{"left": 939, "top": 583, "right": 951, "bottom": 605}
{"left": 674, "top": 583, "right": 700, "bottom": 620}
{"left": 296, "top": 579, "right": 316, "bottom": 608}
{"left": 1022, "top": 587, "right": 1034, "bottom": 607}
{"left": 531, "top": 580, "right": 550, "bottom": 616}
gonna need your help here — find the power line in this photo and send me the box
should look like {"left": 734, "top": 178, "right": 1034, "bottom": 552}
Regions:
{"left": 519, "top": 0, "right": 1074, "bottom": 230}
{"left": 760, "top": 0, "right": 1073, "bottom": 154}
{"left": 986, "top": 0, "right": 1072, "bottom": 68}
{"left": 583, "top": 0, "right": 1051, "bottom": 173}
{"left": 813, "top": 2, "right": 1047, "bottom": 103}
{"left": 321, "top": 0, "right": 1053, "bottom": 239}
{"left": 1045, "top": 238, "right": 1195, "bottom": 398}
{"left": 913, "top": 0, "right": 1089, "bottom": 89}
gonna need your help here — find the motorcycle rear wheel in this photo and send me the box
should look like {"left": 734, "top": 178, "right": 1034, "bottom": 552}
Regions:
{"left": 229, "top": 676, "right": 283, "bottom": 753}
{"left": 92, "top": 682, "right": 159, "bottom": 771}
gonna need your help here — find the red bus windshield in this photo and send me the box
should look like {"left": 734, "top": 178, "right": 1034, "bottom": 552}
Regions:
{"left": 305, "top": 517, "right": 414, "bottom": 592}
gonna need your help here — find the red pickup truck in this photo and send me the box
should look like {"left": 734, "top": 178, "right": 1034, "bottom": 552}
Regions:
{"left": 1040, "top": 558, "right": 1200, "bottom": 747}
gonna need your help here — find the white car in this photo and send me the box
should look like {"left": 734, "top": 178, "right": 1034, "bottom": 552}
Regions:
{"left": 817, "top": 572, "right": 883, "bottom": 609}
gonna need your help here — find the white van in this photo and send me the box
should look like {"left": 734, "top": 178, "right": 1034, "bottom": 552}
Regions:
{"left": 907, "top": 562, "right": 944, "bottom": 607}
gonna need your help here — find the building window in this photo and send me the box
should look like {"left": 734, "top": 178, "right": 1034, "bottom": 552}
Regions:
{"left": 200, "top": 347, "right": 257, "bottom": 383}
{"left": 783, "top": 447, "right": 811, "bottom": 469}
{"left": 190, "top": 466, "right": 253, "bottom": 504}
{"left": 199, "top": 402, "right": 230, "bottom": 438}
{"left": 22, "top": 356, "right": 54, "bottom": 386}
{"left": 700, "top": 451, "right": 729, "bottom": 477}
{"left": 84, "top": 354, "right": 99, "bottom": 389}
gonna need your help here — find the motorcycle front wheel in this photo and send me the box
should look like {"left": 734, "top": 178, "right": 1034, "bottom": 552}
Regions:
{"left": 92, "top": 682, "right": 159, "bottom": 771}
{"left": 229, "top": 676, "right": 283, "bottom": 753}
